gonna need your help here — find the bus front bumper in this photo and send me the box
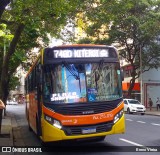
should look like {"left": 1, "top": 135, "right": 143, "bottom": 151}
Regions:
{"left": 41, "top": 114, "right": 125, "bottom": 142}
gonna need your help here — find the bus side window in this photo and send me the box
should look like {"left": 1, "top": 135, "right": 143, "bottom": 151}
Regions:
{"left": 36, "top": 64, "right": 42, "bottom": 84}
{"left": 28, "top": 74, "right": 32, "bottom": 92}
{"left": 25, "top": 79, "right": 28, "bottom": 94}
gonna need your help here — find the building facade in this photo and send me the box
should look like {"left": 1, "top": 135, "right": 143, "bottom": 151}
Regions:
{"left": 142, "top": 68, "right": 160, "bottom": 108}
{"left": 120, "top": 58, "right": 160, "bottom": 108}
{"left": 9, "top": 66, "right": 26, "bottom": 104}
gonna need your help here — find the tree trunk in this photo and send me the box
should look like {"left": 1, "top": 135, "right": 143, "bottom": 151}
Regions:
{"left": 0, "top": 23, "right": 24, "bottom": 98}
{"left": 0, "top": 23, "right": 24, "bottom": 133}
{"left": 127, "top": 78, "right": 136, "bottom": 98}
{"left": 127, "top": 64, "right": 136, "bottom": 98}
{"left": 3, "top": 81, "right": 9, "bottom": 116}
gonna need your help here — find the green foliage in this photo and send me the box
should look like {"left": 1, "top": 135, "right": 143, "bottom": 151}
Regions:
{"left": 0, "top": 24, "right": 13, "bottom": 76}
{"left": 108, "top": 0, "right": 160, "bottom": 68}
{"left": 77, "top": 0, "right": 160, "bottom": 96}
{"left": 79, "top": 0, "right": 160, "bottom": 69}
{"left": 77, "top": 38, "right": 94, "bottom": 44}
{"left": 9, "top": 76, "right": 20, "bottom": 91}
{"left": 0, "top": 0, "right": 83, "bottom": 101}
{"left": 0, "top": 24, "right": 13, "bottom": 46}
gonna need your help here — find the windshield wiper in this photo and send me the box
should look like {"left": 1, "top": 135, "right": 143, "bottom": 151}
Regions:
{"left": 62, "top": 61, "right": 80, "bottom": 80}
{"left": 98, "top": 59, "right": 104, "bottom": 71}
{"left": 62, "top": 61, "right": 82, "bottom": 93}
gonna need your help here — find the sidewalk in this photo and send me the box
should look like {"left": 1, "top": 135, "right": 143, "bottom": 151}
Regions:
{"left": 145, "top": 107, "right": 160, "bottom": 116}
{"left": 0, "top": 107, "right": 160, "bottom": 152}
{"left": 0, "top": 113, "right": 14, "bottom": 155}
{"left": 0, "top": 115, "right": 13, "bottom": 145}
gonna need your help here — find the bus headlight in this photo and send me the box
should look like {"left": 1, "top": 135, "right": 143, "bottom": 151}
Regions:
{"left": 114, "top": 109, "right": 124, "bottom": 124}
{"left": 45, "top": 115, "right": 52, "bottom": 123}
{"left": 53, "top": 120, "right": 62, "bottom": 129}
{"left": 44, "top": 114, "right": 62, "bottom": 129}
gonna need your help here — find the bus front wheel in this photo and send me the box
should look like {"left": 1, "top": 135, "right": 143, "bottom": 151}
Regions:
{"left": 96, "top": 136, "right": 106, "bottom": 141}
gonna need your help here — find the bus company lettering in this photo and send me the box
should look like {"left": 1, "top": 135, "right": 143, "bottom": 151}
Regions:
{"left": 62, "top": 119, "right": 77, "bottom": 124}
{"left": 51, "top": 92, "right": 79, "bottom": 101}
{"left": 61, "top": 120, "right": 72, "bottom": 123}
{"left": 54, "top": 49, "right": 109, "bottom": 58}
{"left": 93, "top": 113, "right": 113, "bottom": 120}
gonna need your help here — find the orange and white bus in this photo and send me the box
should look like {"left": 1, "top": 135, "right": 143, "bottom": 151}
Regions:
{"left": 25, "top": 44, "right": 125, "bottom": 144}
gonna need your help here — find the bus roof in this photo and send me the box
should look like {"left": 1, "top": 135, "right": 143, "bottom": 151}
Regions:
{"left": 51, "top": 44, "right": 115, "bottom": 48}
{"left": 25, "top": 44, "right": 118, "bottom": 79}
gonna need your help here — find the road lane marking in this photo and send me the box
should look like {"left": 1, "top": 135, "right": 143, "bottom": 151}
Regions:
{"left": 137, "top": 121, "right": 146, "bottom": 124}
{"left": 126, "top": 119, "right": 133, "bottom": 121}
{"left": 119, "top": 138, "right": 152, "bottom": 150}
{"left": 151, "top": 123, "right": 160, "bottom": 126}
{"left": 119, "top": 138, "right": 144, "bottom": 147}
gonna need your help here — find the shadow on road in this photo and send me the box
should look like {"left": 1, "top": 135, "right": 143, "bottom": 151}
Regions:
{"left": 41, "top": 140, "right": 123, "bottom": 153}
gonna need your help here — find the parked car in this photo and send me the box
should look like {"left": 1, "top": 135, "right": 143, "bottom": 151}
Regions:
{"left": 123, "top": 99, "right": 146, "bottom": 115}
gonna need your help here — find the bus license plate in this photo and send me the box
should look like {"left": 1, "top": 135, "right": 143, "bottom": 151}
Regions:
{"left": 82, "top": 128, "right": 96, "bottom": 134}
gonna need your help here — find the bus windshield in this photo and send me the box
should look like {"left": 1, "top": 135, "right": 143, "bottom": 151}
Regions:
{"left": 43, "top": 62, "right": 122, "bottom": 103}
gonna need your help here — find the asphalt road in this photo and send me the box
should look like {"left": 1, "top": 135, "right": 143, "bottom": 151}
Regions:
{"left": 6, "top": 104, "right": 160, "bottom": 155}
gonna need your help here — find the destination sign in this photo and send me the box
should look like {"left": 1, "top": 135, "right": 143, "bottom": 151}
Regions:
{"left": 53, "top": 49, "right": 109, "bottom": 58}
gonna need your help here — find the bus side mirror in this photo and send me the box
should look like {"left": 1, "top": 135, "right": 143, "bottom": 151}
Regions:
{"left": 120, "top": 69, "right": 124, "bottom": 81}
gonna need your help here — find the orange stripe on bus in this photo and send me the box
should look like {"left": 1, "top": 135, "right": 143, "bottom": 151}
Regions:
{"left": 43, "top": 101, "right": 124, "bottom": 126}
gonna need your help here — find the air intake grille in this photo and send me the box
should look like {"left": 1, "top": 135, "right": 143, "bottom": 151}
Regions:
{"left": 63, "top": 121, "right": 113, "bottom": 136}
{"left": 54, "top": 101, "right": 119, "bottom": 115}
{"left": 44, "top": 99, "right": 122, "bottom": 116}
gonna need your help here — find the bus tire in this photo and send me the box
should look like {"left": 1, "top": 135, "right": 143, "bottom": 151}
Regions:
{"left": 36, "top": 115, "right": 40, "bottom": 136}
{"left": 87, "top": 136, "right": 106, "bottom": 142}
{"left": 28, "top": 121, "right": 32, "bottom": 131}
{"left": 27, "top": 114, "right": 32, "bottom": 131}
{"left": 96, "top": 136, "right": 106, "bottom": 141}
{"left": 41, "top": 140, "right": 48, "bottom": 147}
{"left": 26, "top": 106, "right": 32, "bottom": 131}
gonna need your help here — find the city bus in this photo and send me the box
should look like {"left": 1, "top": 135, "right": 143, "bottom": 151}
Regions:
{"left": 25, "top": 44, "right": 125, "bottom": 144}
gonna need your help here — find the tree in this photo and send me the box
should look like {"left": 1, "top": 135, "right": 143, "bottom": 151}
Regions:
{"left": 0, "top": 0, "right": 83, "bottom": 133}
{"left": 0, "top": 0, "right": 82, "bottom": 100}
{"left": 0, "top": 0, "right": 10, "bottom": 18}
{"left": 77, "top": 0, "right": 160, "bottom": 98}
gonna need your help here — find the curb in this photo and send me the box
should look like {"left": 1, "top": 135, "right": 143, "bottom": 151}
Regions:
{"left": 0, "top": 116, "right": 14, "bottom": 155}
{"left": 9, "top": 113, "right": 26, "bottom": 146}
{"left": 145, "top": 112, "right": 160, "bottom": 116}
